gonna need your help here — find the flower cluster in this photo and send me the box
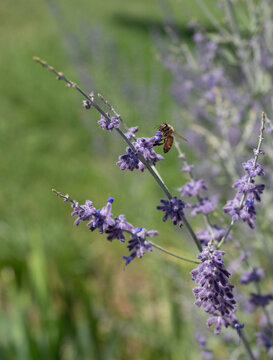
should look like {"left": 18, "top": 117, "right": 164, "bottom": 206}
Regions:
{"left": 98, "top": 113, "right": 120, "bottom": 130}
{"left": 178, "top": 179, "right": 207, "bottom": 197}
{"left": 196, "top": 225, "right": 232, "bottom": 247}
{"left": 178, "top": 165, "right": 216, "bottom": 218}
{"left": 117, "top": 136, "right": 164, "bottom": 172}
{"left": 56, "top": 192, "right": 158, "bottom": 266}
{"left": 124, "top": 126, "right": 139, "bottom": 140}
{"left": 191, "top": 246, "right": 240, "bottom": 334}
{"left": 157, "top": 197, "right": 185, "bottom": 226}
{"left": 122, "top": 227, "right": 158, "bottom": 267}
{"left": 224, "top": 155, "right": 265, "bottom": 229}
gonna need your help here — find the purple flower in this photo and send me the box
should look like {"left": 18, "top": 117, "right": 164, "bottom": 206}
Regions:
{"left": 71, "top": 200, "right": 96, "bottom": 226}
{"left": 187, "top": 198, "right": 215, "bottom": 216}
{"left": 181, "top": 164, "right": 194, "bottom": 173}
{"left": 98, "top": 114, "right": 120, "bottom": 130}
{"left": 256, "top": 329, "right": 273, "bottom": 350}
{"left": 191, "top": 246, "right": 239, "bottom": 334}
{"left": 242, "top": 159, "right": 264, "bottom": 177}
{"left": 87, "top": 197, "right": 115, "bottom": 233}
{"left": 195, "top": 333, "right": 206, "bottom": 348}
{"left": 117, "top": 136, "right": 164, "bottom": 172}
{"left": 249, "top": 293, "right": 273, "bottom": 308}
{"left": 117, "top": 147, "right": 142, "bottom": 171}
{"left": 255, "top": 306, "right": 273, "bottom": 351}
{"left": 157, "top": 197, "right": 185, "bottom": 226}
{"left": 154, "top": 130, "right": 162, "bottom": 144}
{"left": 196, "top": 225, "right": 232, "bottom": 246}
{"left": 224, "top": 154, "right": 265, "bottom": 229}
{"left": 201, "top": 350, "right": 213, "bottom": 360}
{"left": 178, "top": 179, "right": 208, "bottom": 197}
{"left": 124, "top": 126, "right": 139, "bottom": 140}
{"left": 133, "top": 137, "right": 164, "bottom": 164}
{"left": 122, "top": 227, "right": 158, "bottom": 266}
{"left": 195, "top": 333, "right": 213, "bottom": 360}
{"left": 105, "top": 214, "right": 134, "bottom": 242}
{"left": 240, "top": 268, "right": 265, "bottom": 285}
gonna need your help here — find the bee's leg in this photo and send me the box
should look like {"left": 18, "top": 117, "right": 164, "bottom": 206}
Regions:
{"left": 153, "top": 141, "right": 164, "bottom": 147}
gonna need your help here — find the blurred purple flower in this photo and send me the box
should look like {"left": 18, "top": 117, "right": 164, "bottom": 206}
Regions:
{"left": 181, "top": 163, "right": 194, "bottom": 173}
{"left": 188, "top": 198, "right": 215, "bottom": 216}
{"left": 249, "top": 293, "right": 273, "bottom": 308}
{"left": 196, "top": 225, "right": 232, "bottom": 246}
{"left": 195, "top": 333, "right": 213, "bottom": 360}
{"left": 178, "top": 179, "right": 208, "bottom": 197}
{"left": 240, "top": 268, "right": 265, "bottom": 285}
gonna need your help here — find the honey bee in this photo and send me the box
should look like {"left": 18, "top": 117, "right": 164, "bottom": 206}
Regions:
{"left": 155, "top": 122, "right": 187, "bottom": 153}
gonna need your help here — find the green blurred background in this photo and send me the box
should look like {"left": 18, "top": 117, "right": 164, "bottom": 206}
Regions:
{"left": 0, "top": 1, "right": 227, "bottom": 359}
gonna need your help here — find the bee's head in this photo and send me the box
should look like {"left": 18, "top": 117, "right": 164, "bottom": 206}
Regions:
{"left": 159, "top": 122, "right": 168, "bottom": 131}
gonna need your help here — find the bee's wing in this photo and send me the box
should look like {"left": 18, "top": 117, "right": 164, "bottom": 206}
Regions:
{"left": 173, "top": 131, "right": 188, "bottom": 142}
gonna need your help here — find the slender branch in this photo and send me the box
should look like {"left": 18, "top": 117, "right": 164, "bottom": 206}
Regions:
{"left": 239, "top": 330, "right": 256, "bottom": 360}
{"left": 34, "top": 57, "right": 202, "bottom": 252}
{"left": 149, "top": 241, "right": 201, "bottom": 264}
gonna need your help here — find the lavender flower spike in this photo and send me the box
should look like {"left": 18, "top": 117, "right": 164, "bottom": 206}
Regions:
{"left": 191, "top": 245, "right": 240, "bottom": 334}
{"left": 223, "top": 113, "right": 266, "bottom": 230}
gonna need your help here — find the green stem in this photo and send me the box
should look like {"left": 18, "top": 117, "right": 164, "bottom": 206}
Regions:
{"left": 239, "top": 330, "right": 256, "bottom": 360}
{"left": 149, "top": 241, "right": 200, "bottom": 264}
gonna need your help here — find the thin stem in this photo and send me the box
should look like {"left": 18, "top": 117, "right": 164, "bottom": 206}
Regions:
{"left": 149, "top": 241, "right": 201, "bottom": 265}
{"left": 239, "top": 330, "right": 256, "bottom": 360}
{"left": 34, "top": 57, "right": 202, "bottom": 252}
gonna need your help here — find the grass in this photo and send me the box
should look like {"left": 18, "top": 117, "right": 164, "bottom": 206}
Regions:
{"left": 0, "top": 0, "right": 236, "bottom": 359}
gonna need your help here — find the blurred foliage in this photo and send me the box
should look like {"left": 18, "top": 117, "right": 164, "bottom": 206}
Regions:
{"left": 0, "top": 0, "right": 256, "bottom": 359}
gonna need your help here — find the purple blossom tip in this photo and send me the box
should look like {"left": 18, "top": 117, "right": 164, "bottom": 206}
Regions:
{"left": 107, "top": 197, "right": 114, "bottom": 204}
{"left": 157, "top": 197, "right": 185, "bottom": 226}
{"left": 122, "top": 255, "right": 134, "bottom": 267}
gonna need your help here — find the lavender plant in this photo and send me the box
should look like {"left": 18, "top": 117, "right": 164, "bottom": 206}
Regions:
{"left": 34, "top": 55, "right": 272, "bottom": 359}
